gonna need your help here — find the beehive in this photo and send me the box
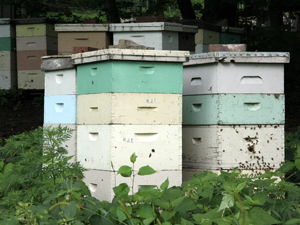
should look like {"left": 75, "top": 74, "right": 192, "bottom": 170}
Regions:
{"left": 77, "top": 93, "right": 182, "bottom": 125}
{"left": 73, "top": 49, "right": 188, "bottom": 94}
{"left": 55, "top": 24, "right": 111, "bottom": 54}
{"left": 77, "top": 124, "right": 182, "bottom": 171}
{"left": 43, "top": 123, "right": 77, "bottom": 162}
{"left": 44, "top": 95, "right": 77, "bottom": 124}
{"left": 183, "top": 52, "right": 289, "bottom": 95}
{"left": 183, "top": 94, "right": 285, "bottom": 125}
{"left": 110, "top": 22, "right": 197, "bottom": 51}
{"left": 83, "top": 169, "right": 182, "bottom": 201}
{"left": 182, "top": 125, "right": 284, "bottom": 170}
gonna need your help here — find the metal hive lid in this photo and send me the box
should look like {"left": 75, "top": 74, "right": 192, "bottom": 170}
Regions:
{"left": 72, "top": 48, "right": 190, "bottom": 65}
{"left": 184, "top": 51, "right": 290, "bottom": 65}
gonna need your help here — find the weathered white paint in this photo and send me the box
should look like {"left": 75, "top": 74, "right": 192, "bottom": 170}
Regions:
{"left": 77, "top": 125, "right": 182, "bottom": 171}
{"left": 18, "top": 70, "right": 44, "bottom": 89}
{"left": 77, "top": 93, "right": 182, "bottom": 125}
{"left": 0, "top": 70, "right": 16, "bottom": 89}
{"left": 55, "top": 24, "right": 109, "bottom": 32}
{"left": 0, "top": 51, "right": 16, "bottom": 70}
{"left": 16, "top": 36, "right": 58, "bottom": 51}
{"left": 0, "top": 24, "right": 15, "bottom": 38}
{"left": 182, "top": 125, "right": 284, "bottom": 170}
{"left": 109, "top": 22, "right": 197, "bottom": 33}
{"left": 113, "top": 31, "right": 178, "bottom": 50}
{"left": 72, "top": 49, "right": 189, "bottom": 64}
{"left": 183, "top": 61, "right": 285, "bottom": 95}
{"left": 45, "top": 68, "right": 76, "bottom": 96}
{"left": 83, "top": 169, "right": 182, "bottom": 201}
{"left": 195, "top": 44, "right": 209, "bottom": 53}
{"left": 43, "top": 123, "right": 77, "bottom": 162}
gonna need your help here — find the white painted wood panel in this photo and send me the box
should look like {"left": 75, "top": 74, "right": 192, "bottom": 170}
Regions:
{"left": 183, "top": 62, "right": 285, "bottom": 95}
{"left": 182, "top": 125, "right": 284, "bottom": 170}
{"left": 77, "top": 125, "right": 182, "bottom": 171}
{"left": 45, "top": 68, "right": 76, "bottom": 96}
{"left": 77, "top": 93, "right": 182, "bottom": 125}
{"left": 83, "top": 169, "right": 182, "bottom": 201}
{"left": 43, "top": 123, "right": 77, "bottom": 163}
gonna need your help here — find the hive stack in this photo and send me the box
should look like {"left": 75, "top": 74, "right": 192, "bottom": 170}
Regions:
{"left": 42, "top": 55, "right": 77, "bottom": 162}
{"left": 182, "top": 52, "right": 289, "bottom": 180}
{"left": 109, "top": 22, "right": 198, "bottom": 52}
{"left": 55, "top": 24, "right": 111, "bottom": 55}
{"left": 219, "top": 26, "right": 244, "bottom": 44}
{"left": 15, "top": 18, "right": 58, "bottom": 89}
{"left": 0, "top": 18, "right": 16, "bottom": 89}
{"left": 73, "top": 49, "right": 188, "bottom": 201}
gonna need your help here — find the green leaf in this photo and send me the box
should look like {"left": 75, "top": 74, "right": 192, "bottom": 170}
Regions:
{"left": 143, "top": 217, "right": 156, "bottom": 225}
{"left": 218, "top": 194, "right": 234, "bottom": 211}
{"left": 161, "top": 211, "right": 176, "bottom": 222}
{"left": 116, "top": 206, "right": 127, "bottom": 222}
{"left": 249, "top": 207, "right": 281, "bottom": 225}
{"left": 113, "top": 183, "right": 130, "bottom": 197}
{"left": 63, "top": 201, "right": 77, "bottom": 219}
{"left": 130, "top": 153, "right": 137, "bottom": 163}
{"left": 2, "top": 162, "right": 14, "bottom": 174}
{"left": 118, "top": 165, "right": 132, "bottom": 177}
{"left": 171, "top": 196, "right": 185, "bottom": 207}
{"left": 235, "top": 181, "right": 246, "bottom": 192}
{"left": 193, "top": 208, "right": 222, "bottom": 222}
{"left": 174, "top": 197, "right": 197, "bottom": 214}
{"left": 181, "top": 218, "right": 194, "bottom": 225}
{"left": 136, "top": 204, "right": 156, "bottom": 218}
{"left": 295, "top": 159, "right": 300, "bottom": 171}
{"left": 284, "top": 218, "right": 300, "bottom": 224}
{"left": 138, "top": 166, "right": 156, "bottom": 176}
{"left": 277, "top": 161, "right": 295, "bottom": 173}
{"left": 160, "top": 178, "right": 169, "bottom": 191}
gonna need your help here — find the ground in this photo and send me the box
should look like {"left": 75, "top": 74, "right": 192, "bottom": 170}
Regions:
{"left": 0, "top": 91, "right": 299, "bottom": 145}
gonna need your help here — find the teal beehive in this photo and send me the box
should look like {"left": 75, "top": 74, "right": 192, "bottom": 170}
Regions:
{"left": 73, "top": 49, "right": 189, "bottom": 95}
{"left": 183, "top": 94, "right": 285, "bottom": 125}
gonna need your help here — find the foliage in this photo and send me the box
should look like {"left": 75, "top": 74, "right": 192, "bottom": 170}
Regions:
{"left": 0, "top": 89, "right": 24, "bottom": 111}
{"left": 2, "top": 128, "right": 300, "bottom": 224}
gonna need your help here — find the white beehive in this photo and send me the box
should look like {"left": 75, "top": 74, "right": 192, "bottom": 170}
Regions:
{"left": 77, "top": 124, "right": 182, "bottom": 171}
{"left": 182, "top": 125, "right": 284, "bottom": 170}
{"left": 0, "top": 51, "right": 16, "bottom": 70}
{"left": 77, "top": 93, "right": 182, "bottom": 125}
{"left": 43, "top": 123, "right": 77, "bottom": 162}
{"left": 183, "top": 52, "right": 289, "bottom": 95}
{"left": 0, "top": 70, "right": 16, "bottom": 89}
{"left": 45, "top": 68, "right": 76, "bottom": 96}
{"left": 0, "top": 19, "right": 15, "bottom": 38}
{"left": 83, "top": 169, "right": 182, "bottom": 201}
{"left": 110, "top": 22, "right": 197, "bottom": 50}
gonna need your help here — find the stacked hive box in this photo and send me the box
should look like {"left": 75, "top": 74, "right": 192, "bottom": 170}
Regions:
{"left": 54, "top": 24, "right": 111, "bottom": 55}
{"left": 42, "top": 55, "right": 77, "bottom": 162}
{"left": 109, "top": 22, "right": 198, "bottom": 52}
{"left": 219, "top": 26, "right": 244, "bottom": 44}
{"left": 181, "top": 21, "right": 221, "bottom": 54}
{"left": 0, "top": 18, "right": 16, "bottom": 89}
{"left": 15, "top": 18, "right": 58, "bottom": 89}
{"left": 73, "top": 49, "right": 188, "bottom": 201}
{"left": 182, "top": 52, "right": 289, "bottom": 180}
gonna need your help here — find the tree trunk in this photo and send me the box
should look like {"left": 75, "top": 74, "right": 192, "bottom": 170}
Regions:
{"left": 104, "top": 0, "right": 121, "bottom": 23}
{"left": 177, "top": 0, "right": 196, "bottom": 19}
{"left": 269, "top": 0, "right": 283, "bottom": 26}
